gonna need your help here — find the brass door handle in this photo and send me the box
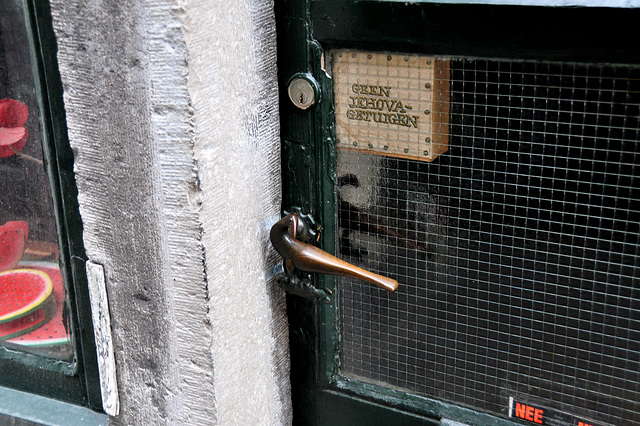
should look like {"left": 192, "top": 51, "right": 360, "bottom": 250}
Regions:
{"left": 270, "top": 213, "right": 398, "bottom": 292}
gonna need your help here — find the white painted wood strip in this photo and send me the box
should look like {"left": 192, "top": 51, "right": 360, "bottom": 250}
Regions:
{"left": 86, "top": 261, "right": 119, "bottom": 416}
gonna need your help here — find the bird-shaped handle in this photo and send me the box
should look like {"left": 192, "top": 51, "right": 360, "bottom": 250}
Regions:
{"left": 270, "top": 213, "right": 398, "bottom": 292}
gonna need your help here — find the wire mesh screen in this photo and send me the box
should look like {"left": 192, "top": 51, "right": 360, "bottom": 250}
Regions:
{"left": 337, "top": 58, "right": 640, "bottom": 425}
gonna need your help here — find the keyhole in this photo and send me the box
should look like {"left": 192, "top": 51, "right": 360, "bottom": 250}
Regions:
{"left": 287, "top": 76, "right": 318, "bottom": 110}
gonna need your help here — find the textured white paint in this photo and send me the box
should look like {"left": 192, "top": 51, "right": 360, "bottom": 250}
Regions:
{"left": 51, "top": 1, "right": 192, "bottom": 422}
{"left": 141, "top": 2, "right": 218, "bottom": 424}
{"left": 50, "top": 0, "right": 289, "bottom": 423}
{"left": 86, "top": 261, "right": 119, "bottom": 417}
{"left": 185, "top": 0, "right": 291, "bottom": 423}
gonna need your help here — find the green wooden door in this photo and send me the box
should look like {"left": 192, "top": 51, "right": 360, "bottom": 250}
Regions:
{"left": 275, "top": 2, "right": 640, "bottom": 425}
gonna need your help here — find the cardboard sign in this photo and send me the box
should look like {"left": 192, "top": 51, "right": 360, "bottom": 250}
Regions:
{"left": 333, "top": 50, "right": 450, "bottom": 162}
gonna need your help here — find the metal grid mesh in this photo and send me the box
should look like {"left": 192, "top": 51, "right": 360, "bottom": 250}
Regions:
{"left": 337, "top": 58, "right": 640, "bottom": 425}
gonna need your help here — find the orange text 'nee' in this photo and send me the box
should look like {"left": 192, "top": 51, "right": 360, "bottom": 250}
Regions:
{"left": 514, "top": 402, "right": 544, "bottom": 424}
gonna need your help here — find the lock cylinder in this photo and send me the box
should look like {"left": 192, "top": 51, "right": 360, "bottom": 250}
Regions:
{"left": 287, "top": 73, "right": 320, "bottom": 110}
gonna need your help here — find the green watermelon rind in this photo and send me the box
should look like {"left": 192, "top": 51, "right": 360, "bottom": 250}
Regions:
{"left": 0, "top": 291, "right": 57, "bottom": 341}
{"left": 10, "top": 337, "right": 69, "bottom": 347}
{"left": 0, "top": 309, "right": 46, "bottom": 341}
{"left": 0, "top": 269, "right": 54, "bottom": 323}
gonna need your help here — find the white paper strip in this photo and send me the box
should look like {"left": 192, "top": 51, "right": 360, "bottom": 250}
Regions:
{"left": 86, "top": 261, "right": 120, "bottom": 416}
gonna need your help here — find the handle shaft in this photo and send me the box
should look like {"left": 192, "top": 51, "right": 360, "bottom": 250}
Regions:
{"left": 270, "top": 214, "right": 398, "bottom": 292}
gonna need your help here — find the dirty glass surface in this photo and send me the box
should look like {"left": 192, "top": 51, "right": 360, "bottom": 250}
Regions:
{"left": 0, "top": 0, "right": 72, "bottom": 360}
{"left": 336, "top": 54, "right": 640, "bottom": 425}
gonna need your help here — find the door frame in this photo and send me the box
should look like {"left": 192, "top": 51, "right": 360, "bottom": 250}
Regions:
{"left": 275, "top": 1, "right": 640, "bottom": 424}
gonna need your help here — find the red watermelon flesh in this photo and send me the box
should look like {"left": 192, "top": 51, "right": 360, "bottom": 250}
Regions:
{"left": 0, "top": 98, "right": 29, "bottom": 158}
{"left": 0, "top": 269, "right": 53, "bottom": 323}
{"left": 2, "top": 221, "right": 28, "bottom": 238}
{"left": 7, "top": 263, "right": 69, "bottom": 347}
{"left": 0, "top": 98, "right": 28, "bottom": 127}
{"left": 0, "top": 221, "right": 29, "bottom": 272}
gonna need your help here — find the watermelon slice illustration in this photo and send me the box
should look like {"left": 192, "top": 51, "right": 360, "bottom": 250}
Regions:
{"left": 6, "top": 262, "right": 70, "bottom": 347}
{"left": 0, "top": 269, "right": 56, "bottom": 342}
{"left": 0, "top": 306, "right": 49, "bottom": 340}
{"left": 0, "top": 221, "right": 29, "bottom": 272}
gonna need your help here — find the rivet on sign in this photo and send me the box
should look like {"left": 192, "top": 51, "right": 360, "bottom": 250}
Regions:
{"left": 426, "top": 59, "right": 432, "bottom": 65}
{"left": 368, "top": 143, "right": 373, "bottom": 148}
{"left": 352, "top": 53, "right": 356, "bottom": 58}
{"left": 367, "top": 54, "right": 372, "bottom": 60}
{"left": 352, "top": 141, "right": 358, "bottom": 146}
{"left": 424, "top": 110, "right": 431, "bottom": 115}
{"left": 404, "top": 57, "right": 409, "bottom": 62}
{"left": 425, "top": 137, "right": 431, "bottom": 143}
{"left": 338, "top": 52, "right": 343, "bottom": 57}
{"left": 383, "top": 145, "right": 389, "bottom": 150}
{"left": 424, "top": 83, "right": 431, "bottom": 89}
{"left": 403, "top": 148, "right": 409, "bottom": 153}
{"left": 423, "top": 150, "right": 429, "bottom": 156}
{"left": 387, "top": 55, "right": 392, "bottom": 61}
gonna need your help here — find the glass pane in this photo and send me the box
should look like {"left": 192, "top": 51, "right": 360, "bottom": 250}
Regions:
{"left": 335, "top": 51, "right": 640, "bottom": 426}
{"left": 0, "top": 0, "right": 72, "bottom": 360}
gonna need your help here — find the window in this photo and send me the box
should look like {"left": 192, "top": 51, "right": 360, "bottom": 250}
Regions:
{"left": 0, "top": 0, "right": 101, "bottom": 409}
